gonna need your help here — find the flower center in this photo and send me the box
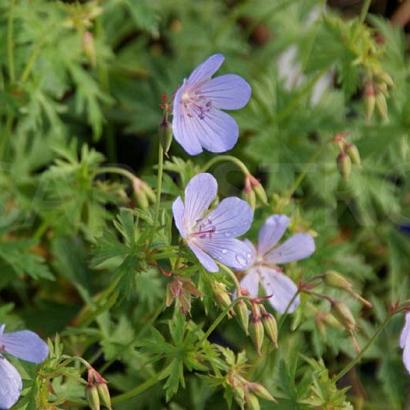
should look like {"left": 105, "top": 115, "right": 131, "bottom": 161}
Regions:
{"left": 180, "top": 87, "right": 212, "bottom": 120}
{"left": 190, "top": 218, "right": 216, "bottom": 239}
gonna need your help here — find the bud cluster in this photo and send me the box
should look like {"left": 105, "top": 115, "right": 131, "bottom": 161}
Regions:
{"left": 86, "top": 367, "right": 112, "bottom": 410}
{"left": 132, "top": 176, "right": 156, "bottom": 209}
{"left": 363, "top": 71, "right": 393, "bottom": 121}
{"left": 334, "top": 132, "right": 361, "bottom": 181}
{"left": 243, "top": 174, "right": 268, "bottom": 210}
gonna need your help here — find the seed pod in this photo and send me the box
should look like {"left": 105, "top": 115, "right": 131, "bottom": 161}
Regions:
{"left": 83, "top": 31, "right": 97, "bottom": 67}
{"left": 331, "top": 300, "right": 356, "bottom": 333}
{"left": 235, "top": 299, "right": 250, "bottom": 335}
{"left": 243, "top": 188, "right": 256, "bottom": 210}
{"left": 364, "top": 82, "right": 376, "bottom": 121}
{"left": 86, "top": 385, "right": 100, "bottom": 410}
{"left": 97, "top": 383, "right": 112, "bottom": 409}
{"left": 253, "top": 181, "right": 268, "bottom": 206}
{"left": 249, "top": 383, "right": 276, "bottom": 402}
{"left": 345, "top": 144, "right": 361, "bottom": 166}
{"left": 160, "top": 116, "right": 173, "bottom": 155}
{"left": 337, "top": 152, "right": 351, "bottom": 181}
{"left": 212, "top": 282, "right": 233, "bottom": 314}
{"left": 249, "top": 316, "right": 264, "bottom": 355}
{"left": 378, "top": 71, "right": 394, "bottom": 87}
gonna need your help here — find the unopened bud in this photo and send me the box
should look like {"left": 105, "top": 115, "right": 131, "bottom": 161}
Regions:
{"left": 260, "top": 309, "right": 278, "bottom": 347}
{"left": 83, "top": 31, "right": 97, "bottom": 67}
{"left": 364, "top": 82, "right": 376, "bottom": 121}
{"left": 244, "top": 174, "right": 268, "bottom": 206}
{"left": 324, "top": 270, "right": 353, "bottom": 291}
{"left": 249, "top": 383, "right": 276, "bottom": 402}
{"left": 331, "top": 301, "right": 356, "bottom": 333}
{"left": 337, "top": 152, "right": 351, "bottom": 180}
{"left": 212, "top": 282, "right": 233, "bottom": 314}
{"left": 97, "top": 383, "right": 112, "bottom": 409}
{"left": 243, "top": 188, "right": 256, "bottom": 210}
{"left": 249, "top": 316, "right": 264, "bottom": 355}
{"left": 132, "top": 177, "right": 155, "bottom": 209}
{"left": 378, "top": 71, "right": 394, "bottom": 87}
{"left": 235, "top": 299, "right": 250, "bottom": 334}
{"left": 160, "top": 116, "right": 173, "bottom": 155}
{"left": 345, "top": 144, "right": 361, "bottom": 166}
{"left": 86, "top": 385, "right": 100, "bottom": 410}
{"left": 246, "top": 393, "right": 261, "bottom": 410}
{"left": 375, "top": 93, "right": 388, "bottom": 120}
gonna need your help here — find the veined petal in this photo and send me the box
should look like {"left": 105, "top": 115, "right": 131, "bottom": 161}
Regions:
{"left": 400, "top": 313, "right": 410, "bottom": 349}
{"left": 403, "top": 331, "right": 410, "bottom": 375}
{"left": 188, "top": 54, "right": 225, "bottom": 84}
{"left": 239, "top": 268, "right": 260, "bottom": 298}
{"left": 172, "top": 86, "right": 203, "bottom": 156}
{"left": 0, "top": 330, "right": 48, "bottom": 364}
{"left": 172, "top": 197, "right": 187, "bottom": 238}
{"left": 184, "top": 173, "right": 217, "bottom": 227}
{"left": 0, "top": 358, "right": 22, "bottom": 409}
{"left": 200, "top": 74, "right": 251, "bottom": 110}
{"left": 207, "top": 197, "right": 253, "bottom": 238}
{"left": 200, "top": 238, "right": 254, "bottom": 270}
{"left": 188, "top": 242, "right": 218, "bottom": 273}
{"left": 258, "top": 266, "right": 300, "bottom": 313}
{"left": 265, "top": 233, "right": 315, "bottom": 264}
{"left": 257, "top": 214, "right": 290, "bottom": 256}
{"left": 194, "top": 108, "right": 239, "bottom": 153}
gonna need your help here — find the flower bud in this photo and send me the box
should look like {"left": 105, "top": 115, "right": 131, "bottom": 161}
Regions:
{"left": 324, "top": 270, "right": 353, "bottom": 291}
{"left": 331, "top": 300, "right": 356, "bottom": 333}
{"left": 345, "top": 144, "right": 361, "bottom": 166}
{"left": 83, "top": 31, "right": 97, "bottom": 67}
{"left": 235, "top": 299, "right": 250, "bottom": 335}
{"left": 246, "top": 393, "right": 261, "bottom": 410}
{"left": 337, "top": 152, "right": 351, "bottom": 181}
{"left": 249, "top": 316, "right": 264, "bottom": 355}
{"left": 97, "top": 383, "right": 112, "bottom": 409}
{"left": 260, "top": 308, "right": 278, "bottom": 347}
{"left": 375, "top": 93, "right": 388, "bottom": 120}
{"left": 160, "top": 115, "right": 173, "bottom": 155}
{"left": 249, "top": 383, "right": 276, "bottom": 402}
{"left": 212, "top": 281, "right": 233, "bottom": 315}
{"left": 86, "top": 385, "right": 100, "bottom": 410}
{"left": 364, "top": 82, "right": 376, "bottom": 121}
{"left": 378, "top": 71, "right": 394, "bottom": 87}
{"left": 132, "top": 177, "right": 155, "bottom": 209}
{"left": 243, "top": 188, "right": 256, "bottom": 210}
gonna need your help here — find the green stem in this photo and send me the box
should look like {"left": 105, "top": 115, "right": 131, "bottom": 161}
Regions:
{"left": 20, "top": 43, "right": 43, "bottom": 84}
{"left": 96, "top": 166, "right": 137, "bottom": 184}
{"left": 334, "top": 314, "right": 393, "bottom": 382}
{"left": 217, "top": 263, "right": 242, "bottom": 295}
{"left": 111, "top": 367, "right": 170, "bottom": 404}
{"left": 153, "top": 142, "right": 164, "bottom": 229}
{"left": 7, "top": 0, "right": 16, "bottom": 83}
{"left": 360, "top": 0, "right": 372, "bottom": 22}
{"left": 201, "top": 155, "right": 250, "bottom": 176}
{"left": 277, "top": 289, "right": 301, "bottom": 332}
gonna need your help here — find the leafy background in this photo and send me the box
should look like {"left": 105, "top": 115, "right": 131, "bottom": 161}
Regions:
{"left": 0, "top": 0, "right": 409, "bottom": 408}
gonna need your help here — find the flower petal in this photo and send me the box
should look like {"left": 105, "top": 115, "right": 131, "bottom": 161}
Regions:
{"left": 200, "top": 74, "right": 251, "bottom": 110}
{"left": 0, "top": 330, "right": 48, "bottom": 364}
{"left": 188, "top": 242, "right": 218, "bottom": 272}
{"left": 207, "top": 197, "right": 253, "bottom": 238}
{"left": 193, "top": 108, "right": 239, "bottom": 153}
{"left": 188, "top": 54, "right": 225, "bottom": 84}
{"left": 403, "top": 332, "right": 410, "bottom": 375}
{"left": 172, "top": 85, "right": 204, "bottom": 156}
{"left": 258, "top": 267, "right": 300, "bottom": 313}
{"left": 172, "top": 197, "right": 186, "bottom": 238}
{"left": 257, "top": 214, "right": 290, "bottom": 256}
{"left": 265, "top": 233, "right": 315, "bottom": 264}
{"left": 184, "top": 173, "right": 217, "bottom": 227}
{"left": 0, "top": 357, "right": 22, "bottom": 409}
{"left": 400, "top": 313, "right": 410, "bottom": 349}
{"left": 239, "top": 268, "right": 260, "bottom": 298}
{"left": 200, "top": 238, "right": 254, "bottom": 270}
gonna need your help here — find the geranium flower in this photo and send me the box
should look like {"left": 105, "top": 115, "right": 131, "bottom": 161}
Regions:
{"left": 239, "top": 214, "right": 315, "bottom": 313}
{"left": 172, "top": 173, "right": 254, "bottom": 272}
{"left": 0, "top": 324, "right": 49, "bottom": 409}
{"left": 400, "top": 312, "right": 410, "bottom": 374}
{"left": 172, "top": 54, "right": 251, "bottom": 155}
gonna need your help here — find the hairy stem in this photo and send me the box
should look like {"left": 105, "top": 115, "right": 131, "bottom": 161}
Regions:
{"left": 153, "top": 143, "right": 164, "bottom": 230}
{"left": 7, "top": 0, "right": 16, "bottom": 83}
{"left": 201, "top": 155, "right": 250, "bottom": 176}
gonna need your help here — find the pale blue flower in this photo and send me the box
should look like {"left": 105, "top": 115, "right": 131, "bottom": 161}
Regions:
{"left": 172, "top": 173, "right": 254, "bottom": 272}
{"left": 0, "top": 325, "right": 48, "bottom": 409}
{"left": 240, "top": 215, "right": 315, "bottom": 313}
{"left": 400, "top": 312, "right": 410, "bottom": 374}
{"left": 172, "top": 54, "right": 251, "bottom": 155}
